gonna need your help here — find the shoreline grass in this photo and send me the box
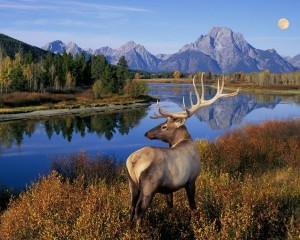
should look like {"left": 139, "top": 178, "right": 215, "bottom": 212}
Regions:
{"left": 0, "top": 118, "right": 299, "bottom": 239}
{"left": 0, "top": 91, "right": 155, "bottom": 115}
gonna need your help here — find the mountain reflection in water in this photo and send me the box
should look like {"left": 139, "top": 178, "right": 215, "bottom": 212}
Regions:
{"left": 149, "top": 83, "right": 299, "bottom": 130}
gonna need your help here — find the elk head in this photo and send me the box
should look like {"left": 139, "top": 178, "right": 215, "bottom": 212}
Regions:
{"left": 145, "top": 73, "right": 240, "bottom": 145}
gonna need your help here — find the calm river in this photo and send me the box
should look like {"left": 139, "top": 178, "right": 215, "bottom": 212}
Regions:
{"left": 1, "top": 84, "right": 300, "bottom": 189}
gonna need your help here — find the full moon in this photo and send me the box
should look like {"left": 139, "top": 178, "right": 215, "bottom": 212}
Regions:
{"left": 278, "top": 18, "right": 289, "bottom": 30}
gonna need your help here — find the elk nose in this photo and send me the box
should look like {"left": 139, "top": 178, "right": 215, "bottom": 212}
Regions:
{"left": 144, "top": 131, "right": 149, "bottom": 139}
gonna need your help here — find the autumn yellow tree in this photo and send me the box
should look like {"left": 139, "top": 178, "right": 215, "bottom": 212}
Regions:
{"left": 0, "top": 56, "right": 13, "bottom": 93}
{"left": 173, "top": 70, "right": 181, "bottom": 79}
{"left": 23, "top": 63, "right": 35, "bottom": 91}
{"left": 66, "top": 71, "right": 74, "bottom": 90}
{"left": 134, "top": 72, "right": 141, "bottom": 80}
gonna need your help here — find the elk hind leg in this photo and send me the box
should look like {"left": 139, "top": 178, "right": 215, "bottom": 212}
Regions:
{"left": 166, "top": 193, "right": 173, "bottom": 208}
{"left": 135, "top": 191, "right": 154, "bottom": 227}
{"left": 135, "top": 173, "right": 157, "bottom": 227}
{"left": 185, "top": 180, "right": 196, "bottom": 210}
{"left": 129, "top": 178, "right": 140, "bottom": 224}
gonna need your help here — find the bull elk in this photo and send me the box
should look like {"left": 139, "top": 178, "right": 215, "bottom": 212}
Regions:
{"left": 126, "top": 73, "right": 239, "bottom": 227}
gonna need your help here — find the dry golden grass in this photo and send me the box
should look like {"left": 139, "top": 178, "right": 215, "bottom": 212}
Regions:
{"left": 0, "top": 118, "right": 300, "bottom": 239}
{"left": 0, "top": 91, "right": 152, "bottom": 114}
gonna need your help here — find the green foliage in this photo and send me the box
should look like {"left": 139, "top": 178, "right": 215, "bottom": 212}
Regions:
{"left": 1, "top": 119, "right": 300, "bottom": 239}
{"left": 116, "top": 56, "right": 130, "bottom": 94}
{"left": 91, "top": 54, "right": 107, "bottom": 82}
{"left": 101, "top": 64, "right": 116, "bottom": 94}
{"left": 9, "top": 64, "right": 27, "bottom": 92}
{"left": 124, "top": 79, "right": 148, "bottom": 97}
{"left": 0, "top": 33, "right": 49, "bottom": 61}
{"left": 92, "top": 80, "right": 105, "bottom": 99}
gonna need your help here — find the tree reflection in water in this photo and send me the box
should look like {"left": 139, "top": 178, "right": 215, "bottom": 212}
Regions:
{"left": 0, "top": 107, "right": 148, "bottom": 151}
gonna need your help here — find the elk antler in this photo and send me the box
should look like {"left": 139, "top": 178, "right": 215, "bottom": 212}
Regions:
{"left": 151, "top": 73, "right": 240, "bottom": 119}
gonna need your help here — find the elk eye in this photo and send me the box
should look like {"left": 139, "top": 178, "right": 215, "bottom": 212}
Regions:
{"left": 161, "top": 125, "right": 167, "bottom": 130}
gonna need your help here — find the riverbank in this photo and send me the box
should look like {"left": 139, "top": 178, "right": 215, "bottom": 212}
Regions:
{"left": 0, "top": 101, "right": 153, "bottom": 122}
{"left": 0, "top": 90, "right": 157, "bottom": 122}
{"left": 143, "top": 78, "right": 300, "bottom": 95}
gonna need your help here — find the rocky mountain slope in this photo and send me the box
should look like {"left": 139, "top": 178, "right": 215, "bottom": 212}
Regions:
{"left": 285, "top": 54, "right": 300, "bottom": 68}
{"left": 42, "top": 27, "right": 298, "bottom": 73}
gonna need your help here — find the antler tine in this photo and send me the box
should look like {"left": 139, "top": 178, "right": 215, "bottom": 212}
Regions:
{"left": 189, "top": 92, "right": 194, "bottom": 106}
{"left": 150, "top": 100, "right": 185, "bottom": 119}
{"left": 200, "top": 73, "right": 205, "bottom": 102}
{"left": 150, "top": 73, "right": 239, "bottom": 120}
{"left": 197, "top": 76, "right": 239, "bottom": 108}
{"left": 220, "top": 75, "right": 225, "bottom": 93}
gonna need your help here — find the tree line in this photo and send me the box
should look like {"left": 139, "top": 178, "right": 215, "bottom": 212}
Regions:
{"left": 1, "top": 48, "right": 299, "bottom": 95}
{"left": 0, "top": 50, "right": 148, "bottom": 97}
{"left": 224, "top": 70, "right": 300, "bottom": 86}
{"left": 146, "top": 70, "right": 300, "bottom": 86}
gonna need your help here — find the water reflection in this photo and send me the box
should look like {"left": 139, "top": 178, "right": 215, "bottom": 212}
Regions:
{"left": 195, "top": 95, "right": 281, "bottom": 129}
{"left": 0, "top": 85, "right": 299, "bottom": 151}
{"left": 149, "top": 84, "right": 299, "bottom": 129}
{"left": 1, "top": 84, "right": 300, "bottom": 189}
{"left": 0, "top": 107, "right": 148, "bottom": 152}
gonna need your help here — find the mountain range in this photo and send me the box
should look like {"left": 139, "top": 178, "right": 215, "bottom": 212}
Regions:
{"left": 41, "top": 27, "right": 300, "bottom": 73}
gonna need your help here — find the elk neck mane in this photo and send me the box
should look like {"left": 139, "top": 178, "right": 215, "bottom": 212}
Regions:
{"left": 169, "top": 125, "right": 192, "bottom": 148}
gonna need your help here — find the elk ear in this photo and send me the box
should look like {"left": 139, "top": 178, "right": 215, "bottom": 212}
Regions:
{"left": 174, "top": 118, "right": 186, "bottom": 128}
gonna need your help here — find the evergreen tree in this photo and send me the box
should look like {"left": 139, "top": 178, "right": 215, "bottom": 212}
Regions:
{"left": 102, "top": 64, "right": 115, "bottom": 94}
{"left": 91, "top": 54, "right": 107, "bottom": 81}
{"left": 81, "top": 55, "right": 92, "bottom": 86}
{"left": 62, "top": 51, "right": 73, "bottom": 81}
{"left": 10, "top": 64, "right": 27, "bottom": 91}
{"left": 116, "top": 56, "right": 130, "bottom": 94}
{"left": 53, "top": 54, "right": 63, "bottom": 84}
{"left": 73, "top": 53, "right": 85, "bottom": 86}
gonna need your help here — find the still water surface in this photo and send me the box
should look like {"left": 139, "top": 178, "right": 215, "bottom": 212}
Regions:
{"left": 1, "top": 84, "right": 300, "bottom": 189}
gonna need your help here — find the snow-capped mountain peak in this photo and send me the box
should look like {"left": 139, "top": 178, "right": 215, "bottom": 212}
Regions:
{"left": 42, "top": 27, "right": 298, "bottom": 73}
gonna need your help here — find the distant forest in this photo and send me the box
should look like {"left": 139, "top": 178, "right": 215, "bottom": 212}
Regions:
{"left": 0, "top": 33, "right": 299, "bottom": 94}
{"left": 0, "top": 44, "right": 132, "bottom": 94}
{"left": 0, "top": 33, "right": 149, "bottom": 95}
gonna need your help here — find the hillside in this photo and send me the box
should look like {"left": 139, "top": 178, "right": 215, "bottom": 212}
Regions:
{"left": 0, "top": 33, "right": 49, "bottom": 60}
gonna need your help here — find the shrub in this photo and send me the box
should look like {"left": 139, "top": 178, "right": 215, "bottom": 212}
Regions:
{"left": 197, "top": 118, "right": 300, "bottom": 176}
{"left": 50, "top": 150, "right": 126, "bottom": 185}
{"left": 192, "top": 168, "right": 300, "bottom": 239}
{"left": 1, "top": 92, "right": 76, "bottom": 108}
{"left": 124, "top": 80, "right": 148, "bottom": 98}
{"left": 92, "top": 80, "right": 105, "bottom": 99}
{"left": 1, "top": 119, "right": 300, "bottom": 239}
{"left": 0, "top": 172, "right": 131, "bottom": 239}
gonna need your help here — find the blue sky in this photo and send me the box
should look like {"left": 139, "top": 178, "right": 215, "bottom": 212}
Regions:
{"left": 0, "top": 0, "right": 299, "bottom": 57}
